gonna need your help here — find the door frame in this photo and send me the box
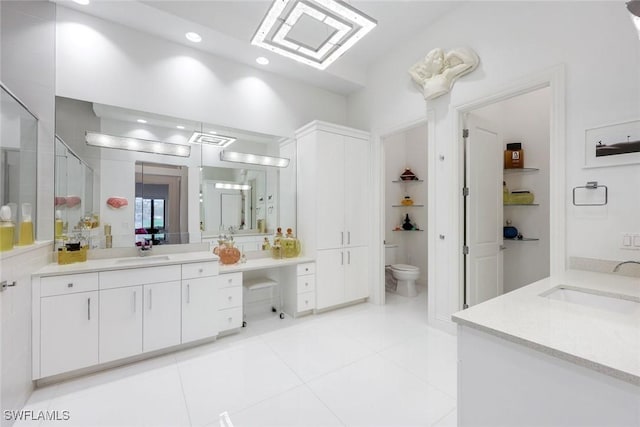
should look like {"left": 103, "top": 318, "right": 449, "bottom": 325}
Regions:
{"left": 372, "top": 113, "right": 435, "bottom": 307}
{"left": 454, "top": 65, "right": 566, "bottom": 310}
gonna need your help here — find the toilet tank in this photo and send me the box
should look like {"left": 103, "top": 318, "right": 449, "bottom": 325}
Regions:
{"left": 384, "top": 244, "right": 398, "bottom": 266}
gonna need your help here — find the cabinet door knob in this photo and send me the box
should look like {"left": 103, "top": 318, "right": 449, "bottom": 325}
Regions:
{"left": 228, "top": 317, "right": 232, "bottom": 322}
{"left": 305, "top": 268, "right": 309, "bottom": 272}
{"left": 228, "top": 278, "right": 232, "bottom": 283}
{"left": 68, "top": 283, "right": 73, "bottom": 288}
{"left": 305, "top": 282, "right": 309, "bottom": 287}
{"left": 228, "top": 296, "right": 232, "bottom": 301}
{"left": 198, "top": 268, "right": 203, "bottom": 273}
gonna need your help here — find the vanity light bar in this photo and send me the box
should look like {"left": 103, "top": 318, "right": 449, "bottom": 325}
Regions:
{"left": 215, "top": 183, "right": 252, "bottom": 191}
{"left": 188, "top": 132, "right": 237, "bottom": 148}
{"left": 220, "top": 150, "right": 290, "bottom": 168}
{"left": 251, "top": 0, "right": 376, "bottom": 70}
{"left": 86, "top": 132, "right": 191, "bottom": 157}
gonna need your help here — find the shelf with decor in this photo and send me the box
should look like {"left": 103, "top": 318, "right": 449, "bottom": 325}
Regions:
{"left": 503, "top": 167, "right": 539, "bottom": 174}
{"left": 504, "top": 237, "right": 539, "bottom": 241}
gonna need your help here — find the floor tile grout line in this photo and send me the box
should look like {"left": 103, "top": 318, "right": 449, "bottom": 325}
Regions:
{"left": 174, "top": 358, "right": 195, "bottom": 427}
{"left": 300, "top": 382, "right": 348, "bottom": 427}
{"left": 430, "top": 406, "right": 457, "bottom": 427}
{"left": 376, "top": 350, "right": 457, "bottom": 400}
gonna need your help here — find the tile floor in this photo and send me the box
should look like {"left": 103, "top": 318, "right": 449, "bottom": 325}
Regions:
{"left": 17, "top": 288, "right": 457, "bottom": 427}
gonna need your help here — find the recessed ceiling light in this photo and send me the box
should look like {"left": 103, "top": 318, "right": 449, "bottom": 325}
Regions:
{"left": 176, "top": 125, "right": 185, "bottom": 130}
{"left": 251, "top": 0, "right": 377, "bottom": 70}
{"left": 137, "top": 119, "right": 147, "bottom": 124}
{"left": 256, "top": 56, "right": 270, "bottom": 65}
{"left": 185, "top": 32, "right": 202, "bottom": 43}
{"left": 72, "top": 0, "right": 90, "bottom": 5}
{"left": 188, "top": 132, "right": 236, "bottom": 148}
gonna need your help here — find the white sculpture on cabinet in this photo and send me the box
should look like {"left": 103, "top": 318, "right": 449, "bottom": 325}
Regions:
{"left": 408, "top": 47, "right": 480, "bottom": 100}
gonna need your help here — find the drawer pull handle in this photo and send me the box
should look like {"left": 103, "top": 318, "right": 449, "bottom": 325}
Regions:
{"left": 305, "top": 268, "right": 309, "bottom": 272}
{"left": 198, "top": 268, "right": 203, "bottom": 273}
{"left": 187, "top": 284, "right": 191, "bottom": 304}
{"left": 228, "top": 317, "right": 232, "bottom": 322}
{"left": 228, "top": 279, "right": 233, "bottom": 284}
{"left": 305, "top": 282, "right": 309, "bottom": 287}
{"left": 149, "top": 289, "right": 153, "bottom": 310}
{"left": 88, "top": 298, "right": 91, "bottom": 320}
{"left": 228, "top": 296, "right": 232, "bottom": 301}
{"left": 68, "top": 283, "right": 73, "bottom": 288}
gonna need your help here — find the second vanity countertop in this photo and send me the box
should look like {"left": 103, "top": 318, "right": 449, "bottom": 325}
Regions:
{"left": 33, "top": 251, "right": 220, "bottom": 277}
{"left": 219, "top": 256, "right": 315, "bottom": 273}
{"left": 452, "top": 269, "right": 640, "bottom": 385}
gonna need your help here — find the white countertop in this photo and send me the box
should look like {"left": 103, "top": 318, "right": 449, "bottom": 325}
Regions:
{"left": 33, "top": 251, "right": 220, "bottom": 277}
{"left": 219, "top": 256, "right": 314, "bottom": 273}
{"left": 452, "top": 270, "right": 640, "bottom": 385}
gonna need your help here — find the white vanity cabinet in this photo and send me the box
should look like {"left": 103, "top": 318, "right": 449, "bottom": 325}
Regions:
{"left": 182, "top": 262, "right": 219, "bottom": 343}
{"left": 296, "top": 121, "right": 371, "bottom": 310}
{"left": 216, "top": 272, "right": 243, "bottom": 332}
{"left": 33, "top": 255, "right": 223, "bottom": 380}
{"left": 39, "top": 273, "right": 99, "bottom": 378}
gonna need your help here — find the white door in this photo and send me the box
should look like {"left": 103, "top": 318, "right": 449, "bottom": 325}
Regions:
{"left": 99, "top": 286, "right": 143, "bottom": 363}
{"left": 143, "top": 281, "right": 181, "bottom": 352}
{"left": 466, "top": 114, "right": 503, "bottom": 306}
{"left": 40, "top": 291, "right": 99, "bottom": 377}
{"left": 182, "top": 277, "right": 218, "bottom": 343}
{"left": 316, "top": 249, "right": 345, "bottom": 309}
{"left": 316, "top": 132, "right": 345, "bottom": 250}
{"left": 344, "top": 137, "right": 370, "bottom": 248}
{"left": 344, "top": 246, "right": 369, "bottom": 302}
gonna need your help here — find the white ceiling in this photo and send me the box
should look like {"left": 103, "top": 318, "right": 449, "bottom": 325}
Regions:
{"left": 55, "top": 0, "right": 460, "bottom": 95}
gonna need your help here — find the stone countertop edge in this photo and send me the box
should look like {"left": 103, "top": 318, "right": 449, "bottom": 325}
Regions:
{"left": 33, "top": 251, "right": 220, "bottom": 277}
{"left": 452, "top": 269, "right": 640, "bottom": 387}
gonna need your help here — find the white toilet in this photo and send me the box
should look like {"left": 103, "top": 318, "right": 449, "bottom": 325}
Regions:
{"left": 385, "top": 244, "right": 420, "bottom": 297}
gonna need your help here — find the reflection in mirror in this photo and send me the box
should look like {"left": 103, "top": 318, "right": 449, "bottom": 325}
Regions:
{"left": 55, "top": 96, "right": 295, "bottom": 251}
{"left": 135, "top": 161, "right": 188, "bottom": 246}
{"left": 0, "top": 84, "right": 38, "bottom": 250}
{"left": 54, "top": 136, "right": 96, "bottom": 246}
{"left": 201, "top": 167, "right": 267, "bottom": 234}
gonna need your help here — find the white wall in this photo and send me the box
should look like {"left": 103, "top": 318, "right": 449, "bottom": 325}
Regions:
{"left": 55, "top": 6, "right": 348, "bottom": 139}
{"left": 0, "top": 1, "right": 56, "bottom": 423}
{"left": 473, "top": 88, "right": 551, "bottom": 293}
{"left": 383, "top": 122, "right": 428, "bottom": 287}
{"left": 347, "top": 2, "right": 640, "bottom": 330}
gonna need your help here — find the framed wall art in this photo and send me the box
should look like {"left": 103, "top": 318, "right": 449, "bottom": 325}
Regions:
{"left": 585, "top": 119, "right": 640, "bottom": 168}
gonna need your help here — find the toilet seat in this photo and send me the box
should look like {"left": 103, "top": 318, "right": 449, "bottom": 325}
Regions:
{"left": 391, "top": 264, "right": 418, "bottom": 271}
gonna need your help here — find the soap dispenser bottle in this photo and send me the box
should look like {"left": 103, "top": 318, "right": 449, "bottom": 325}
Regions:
{"left": 55, "top": 210, "right": 64, "bottom": 238}
{"left": 18, "top": 202, "right": 34, "bottom": 245}
{"left": 0, "top": 205, "right": 15, "bottom": 252}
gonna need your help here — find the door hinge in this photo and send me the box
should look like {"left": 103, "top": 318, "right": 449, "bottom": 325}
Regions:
{"left": 462, "top": 128, "right": 469, "bottom": 138}
{"left": 463, "top": 245, "right": 469, "bottom": 255}
{"left": 462, "top": 187, "right": 469, "bottom": 197}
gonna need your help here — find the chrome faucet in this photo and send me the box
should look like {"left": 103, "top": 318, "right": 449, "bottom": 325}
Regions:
{"left": 138, "top": 240, "right": 153, "bottom": 256}
{"left": 613, "top": 260, "right": 640, "bottom": 272}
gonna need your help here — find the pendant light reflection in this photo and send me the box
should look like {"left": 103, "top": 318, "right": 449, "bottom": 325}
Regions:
{"left": 219, "top": 150, "right": 290, "bottom": 168}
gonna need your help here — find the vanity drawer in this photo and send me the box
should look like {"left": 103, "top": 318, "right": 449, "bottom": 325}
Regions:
{"left": 296, "top": 275, "right": 315, "bottom": 294}
{"left": 297, "top": 292, "right": 315, "bottom": 312}
{"left": 40, "top": 273, "right": 99, "bottom": 297}
{"left": 216, "top": 272, "right": 242, "bottom": 289}
{"left": 218, "top": 307, "right": 243, "bottom": 332}
{"left": 100, "top": 265, "right": 181, "bottom": 290}
{"left": 218, "top": 286, "right": 242, "bottom": 310}
{"left": 296, "top": 263, "right": 315, "bottom": 276}
{"left": 182, "top": 262, "right": 218, "bottom": 279}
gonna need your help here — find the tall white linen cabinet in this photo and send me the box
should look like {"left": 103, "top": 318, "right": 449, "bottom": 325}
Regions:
{"left": 295, "top": 121, "right": 371, "bottom": 310}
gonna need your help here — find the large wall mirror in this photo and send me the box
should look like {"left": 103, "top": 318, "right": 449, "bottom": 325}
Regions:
{"left": 0, "top": 84, "right": 38, "bottom": 245}
{"left": 55, "top": 96, "right": 295, "bottom": 250}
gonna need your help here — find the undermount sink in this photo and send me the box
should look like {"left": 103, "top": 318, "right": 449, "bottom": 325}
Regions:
{"left": 114, "top": 255, "right": 171, "bottom": 264}
{"left": 541, "top": 286, "right": 639, "bottom": 315}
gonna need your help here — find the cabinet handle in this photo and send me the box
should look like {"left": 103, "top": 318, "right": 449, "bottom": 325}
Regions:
{"left": 149, "top": 289, "right": 153, "bottom": 310}
{"left": 198, "top": 268, "right": 203, "bottom": 273}
{"left": 187, "top": 284, "right": 191, "bottom": 304}
{"left": 67, "top": 283, "right": 73, "bottom": 288}
{"left": 348, "top": 231, "right": 351, "bottom": 245}
{"left": 305, "top": 268, "right": 309, "bottom": 272}
{"left": 228, "top": 295, "right": 233, "bottom": 301}
{"left": 228, "top": 317, "right": 232, "bottom": 322}
{"left": 133, "top": 291, "right": 137, "bottom": 313}
{"left": 87, "top": 298, "right": 91, "bottom": 320}
{"left": 341, "top": 232, "right": 344, "bottom": 245}
{"left": 305, "top": 282, "right": 309, "bottom": 287}
{"left": 228, "top": 278, "right": 233, "bottom": 284}
{"left": 0, "top": 281, "right": 16, "bottom": 292}
{"left": 348, "top": 251, "right": 351, "bottom": 265}
{"left": 341, "top": 252, "right": 344, "bottom": 265}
